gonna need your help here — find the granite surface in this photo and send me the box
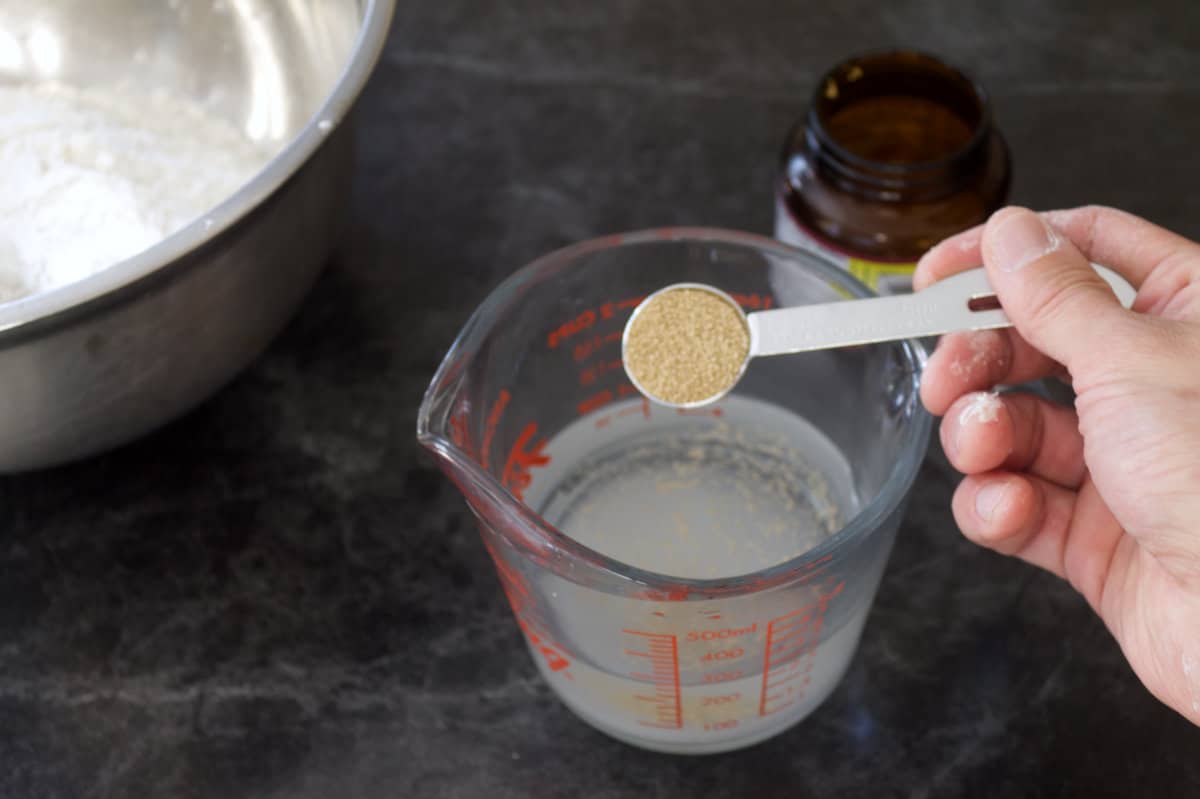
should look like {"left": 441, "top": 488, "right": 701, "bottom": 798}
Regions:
{"left": 3, "top": 1, "right": 1200, "bottom": 797}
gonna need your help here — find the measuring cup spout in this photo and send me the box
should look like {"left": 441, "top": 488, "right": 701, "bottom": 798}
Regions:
{"left": 416, "top": 355, "right": 492, "bottom": 507}
{"left": 416, "top": 348, "right": 559, "bottom": 567}
{"left": 417, "top": 336, "right": 656, "bottom": 597}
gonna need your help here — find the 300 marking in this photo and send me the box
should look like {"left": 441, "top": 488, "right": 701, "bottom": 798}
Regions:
{"left": 701, "top": 693, "right": 741, "bottom": 706}
{"left": 703, "top": 671, "right": 743, "bottom": 683}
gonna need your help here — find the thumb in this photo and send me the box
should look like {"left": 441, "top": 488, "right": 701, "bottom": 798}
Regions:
{"left": 982, "top": 206, "right": 1129, "bottom": 370}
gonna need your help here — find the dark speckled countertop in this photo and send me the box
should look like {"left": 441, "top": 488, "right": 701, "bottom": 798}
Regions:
{"left": 3, "top": 1, "right": 1200, "bottom": 797}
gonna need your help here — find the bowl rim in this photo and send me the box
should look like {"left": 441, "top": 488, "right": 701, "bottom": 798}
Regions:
{"left": 0, "top": 0, "right": 397, "bottom": 342}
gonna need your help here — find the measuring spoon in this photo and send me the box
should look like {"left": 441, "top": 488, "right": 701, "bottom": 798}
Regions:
{"left": 622, "top": 264, "right": 1136, "bottom": 408}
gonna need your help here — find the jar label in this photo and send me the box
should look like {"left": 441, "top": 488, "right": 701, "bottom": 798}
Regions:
{"left": 773, "top": 196, "right": 916, "bottom": 296}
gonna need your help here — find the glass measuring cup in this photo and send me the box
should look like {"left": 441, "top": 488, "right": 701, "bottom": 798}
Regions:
{"left": 417, "top": 228, "right": 931, "bottom": 754}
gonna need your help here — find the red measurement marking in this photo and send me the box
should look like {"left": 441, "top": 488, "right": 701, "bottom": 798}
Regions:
{"left": 547, "top": 309, "right": 596, "bottom": 349}
{"left": 758, "top": 581, "right": 844, "bottom": 717}
{"left": 617, "top": 383, "right": 639, "bottom": 398}
{"left": 701, "top": 647, "right": 744, "bottom": 662}
{"left": 600, "top": 296, "right": 644, "bottom": 319}
{"left": 743, "top": 553, "right": 835, "bottom": 592}
{"left": 702, "top": 693, "right": 741, "bottom": 705}
{"left": 615, "top": 397, "right": 650, "bottom": 420}
{"left": 792, "top": 555, "right": 836, "bottom": 587}
{"left": 579, "top": 359, "right": 624, "bottom": 387}
{"left": 480, "top": 389, "right": 511, "bottom": 469}
{"left": 704, "top": 719, "right": 739, "bottom": 732}
{"left": 573, "top": 331, "right": 623, "bottom": 363}
{"left": 703, "top": 671, "right": 743, "bottom": 683}
{"left": 481, "top": 537, "right": 571, "bottom": 672}
{"left": 500, "top": 422, "right": 549, "bottom": 501}
{"left": 687, "top": 624, "right": 756, "bottom": 641}
{"left": 577, "top": 389, "right": 614, "bottom": 415}
{"left": 622, "top": 629, "right": 682, "bottom": 729}
{"left": 448, "top": 412, "right": 465, "bottom": 446}
{"left": 547, "top": 296, "right": 644, "bottom": 350}
{"left": 516, "top": 615, "right": 570, "bottom": 672}
{"left": 448, "top": 410, "right": 471, "bottom": 454}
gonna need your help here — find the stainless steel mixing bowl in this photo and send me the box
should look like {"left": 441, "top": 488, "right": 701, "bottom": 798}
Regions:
{"left": 0, "top": 0, "right": 395, "bottom": 471}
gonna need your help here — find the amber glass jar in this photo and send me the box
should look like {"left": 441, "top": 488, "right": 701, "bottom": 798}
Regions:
{"left": 775, "top": 50, "right": 1011, "bottom": 293}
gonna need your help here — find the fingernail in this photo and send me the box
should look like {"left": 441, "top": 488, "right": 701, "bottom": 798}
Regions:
{"left": 975, "top": 481, "right": 1011, "bottom": 521}
{"left": 990, "top": 210, "right": 1061, "bottom": 272}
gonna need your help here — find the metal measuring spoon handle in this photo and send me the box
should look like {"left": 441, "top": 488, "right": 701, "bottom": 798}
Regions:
{"left": 748, "top": 264, "right": 1136, "bottom": 357}
{"left": 622, "top": 265, "right": 1136, "bottom": 408}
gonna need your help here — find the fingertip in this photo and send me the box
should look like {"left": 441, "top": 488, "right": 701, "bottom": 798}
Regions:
{"left": 981, "top": 205, "right": 1130, "bottom": 367}
{"left": 953, "top": 473, "right": 1041, "bottom": 552}
{"left": 918, "top": 330, "right": 1011, "bottom": 417}
{"left": 918, "top": 370, "right": 941, "bottom": 415}
{"left": 940, "top": 391, "right": 1012, "bottom": 472}
{"left": 987, "top": 205, "right": 1027, "bottom": 224}
{"left": 918, "top": 339, "right": 955, "bottom": 415}
{"left": 982, "top": 206, "right": 1062, "bottom": 275}
{"left": 914, "top": 226, "right": 986, "bottom": 291}
{"left": 912, "top": 255, "right": 937, "bottom": 291}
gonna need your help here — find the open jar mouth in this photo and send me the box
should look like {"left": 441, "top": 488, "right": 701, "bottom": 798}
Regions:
{"left": 808, "top": 50, "right": 993, "bottom": 190}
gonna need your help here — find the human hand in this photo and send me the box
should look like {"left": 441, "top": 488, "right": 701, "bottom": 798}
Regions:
{"left": 915, "top": 205, "right": 1200, "bottom": 725}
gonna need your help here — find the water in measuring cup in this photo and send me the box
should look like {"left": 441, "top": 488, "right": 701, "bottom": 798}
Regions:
{"left": 521, "top": 396, "right": 869, "bottom": 752}
{"left": 536, "top": 603, "right": 867, "bottom": 754}
{"left": 529, "top": 395, "right": 859, "bottom": 579}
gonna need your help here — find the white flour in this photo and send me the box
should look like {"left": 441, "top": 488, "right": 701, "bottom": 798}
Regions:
{"left": 0, "top": 82, "right": 270, "bottom": 303}
{"left": 959, "top": 390, "right": 1004, "bottom": 426}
